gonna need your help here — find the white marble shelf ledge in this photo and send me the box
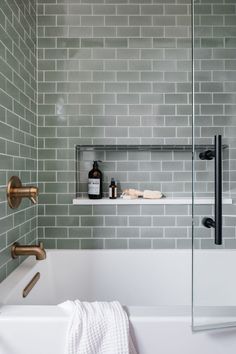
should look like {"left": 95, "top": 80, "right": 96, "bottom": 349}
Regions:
{"left": 72, "top": 198, "right": 233, "bottom": 205}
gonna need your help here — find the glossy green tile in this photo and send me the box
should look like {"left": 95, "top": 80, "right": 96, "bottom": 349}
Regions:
{"left": 57, "top": 239, "right": 80, "bottom": 249}
{"left": 81, "top": 239, "right": 103, "bottom": 249}
{"left": 45, "top": 227, "right": 67, "bottom": 238}
{"left": 129, "top": 239, "right": 152, "bottom": 249}
{"left": 105, "top": 239, "right": 128, "bottom": 249}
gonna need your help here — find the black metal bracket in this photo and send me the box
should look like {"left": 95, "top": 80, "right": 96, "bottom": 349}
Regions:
{"left": 199, "top": 150, "right": 215, "bottom": 161}
{"left": 202, "top": 217, "right": 215, "bottom": 229}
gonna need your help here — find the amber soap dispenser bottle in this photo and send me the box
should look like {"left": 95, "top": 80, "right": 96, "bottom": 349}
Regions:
{"left": 88, "top": 161, "right": 103, "bottom": 199}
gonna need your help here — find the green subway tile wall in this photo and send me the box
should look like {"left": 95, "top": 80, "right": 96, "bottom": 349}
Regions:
{"left": 37, "top": 0, "right": 236, "bottom": 250}
{"left": 1, "top": 0, "right": 236, "bottom": 271}
{"left": 0, "top": 0, "right": 37, "bottom": 281}
{"left": 37, "top": 0, "right": 195, "bottom": 250}
{"left": 194, "top": 0, "right": 236, "bottom": 249}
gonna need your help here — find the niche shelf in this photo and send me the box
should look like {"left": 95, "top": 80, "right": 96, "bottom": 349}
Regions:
{"left": 74, "top": 144, "right": 230, "bottom": 206}
{"left": 72, "top": 197, "right": 232, "bottom": 206}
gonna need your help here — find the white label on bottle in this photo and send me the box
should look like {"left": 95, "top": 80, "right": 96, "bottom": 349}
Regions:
{"left": 109, "top": 187, "right": 117, "bottom": 198}
{"left": 88, "top": 179, "right": 100, "bottom": 195}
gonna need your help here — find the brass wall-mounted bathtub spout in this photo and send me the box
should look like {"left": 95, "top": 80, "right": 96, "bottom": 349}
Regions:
{"left": 11, "top": 242, "right": 46, "bottom": 260}
{"left": 7, "top": 176, "right": 39, "bottom": 209}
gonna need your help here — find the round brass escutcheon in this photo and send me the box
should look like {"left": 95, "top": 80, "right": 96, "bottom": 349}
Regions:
{"left": 11, "top": 242, "right": 20, "bottom": 259}
{"left": 7, "top": 176, "right": 22, "bottom": 209}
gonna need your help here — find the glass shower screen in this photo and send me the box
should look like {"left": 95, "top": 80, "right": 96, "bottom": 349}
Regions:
{"left": 192, "top": 0, "right": 236, "bottom": 330}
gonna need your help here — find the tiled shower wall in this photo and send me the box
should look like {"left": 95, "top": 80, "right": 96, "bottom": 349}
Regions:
{"left": 194, "top": 0, "right": 236, "bottom": 248}
{"left": 37, "top": 0, "right": 194, "bottom": 250}
{"left": 37, "top": 0, "right": 236, "bottom": 249}
{"left": 0, "top": 0, "right": 37, "bottom": 281}
{"left": 0, "top": 0, "right": 235, "bottom": 282}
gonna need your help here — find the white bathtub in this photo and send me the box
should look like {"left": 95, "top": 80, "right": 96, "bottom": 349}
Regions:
{"left": 1, "top": 250, "right": 236, "bottom": 354}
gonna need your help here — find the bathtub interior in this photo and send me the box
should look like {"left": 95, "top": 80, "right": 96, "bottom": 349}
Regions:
{"left": 1, "top": 249, "right": 236, "bottom": 328}
{"left": 1, "top": 250, "right": 236, "bottom": 354}
{"left": 0, "top": 250, "right": 191, "bottom": 307}
{"left": 0, "top": 250, "right": 194, "bottom": 354}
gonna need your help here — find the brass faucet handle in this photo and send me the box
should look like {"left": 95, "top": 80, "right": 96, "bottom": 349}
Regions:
{"left": 30, "top": 197, "right": 36, "bottom": 204}
{"left": 29, "top": 186, "right": 39, "bottom": 204}
{"left": 39, "top": 242, "right": 44, "bottom": 250}
{"left": 7, "top": 176, "right": 39, "bottom": 209}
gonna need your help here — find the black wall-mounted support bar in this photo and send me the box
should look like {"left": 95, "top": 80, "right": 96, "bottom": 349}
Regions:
{"left": 199, "top": 135, "right": 223, "bottom": 245}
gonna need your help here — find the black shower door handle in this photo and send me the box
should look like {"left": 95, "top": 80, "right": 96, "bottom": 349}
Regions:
{"left": 200, "top": 135, "right": 222, "bottom": 245}
{"left": 215, "top": 135, "right": 222, "bottom": 245}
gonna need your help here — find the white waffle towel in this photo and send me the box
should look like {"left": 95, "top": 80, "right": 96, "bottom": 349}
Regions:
{"left": 59, "top": 300, "right": 137, "bottom": 354}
